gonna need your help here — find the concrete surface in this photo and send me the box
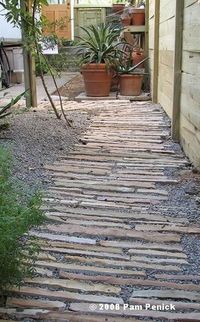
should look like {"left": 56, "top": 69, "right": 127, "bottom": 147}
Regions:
{"left": 75, "top": 91, "right": 150, "bottom": 102}
{"left": 0, "top": 72, "right": 78, "bottom": 102}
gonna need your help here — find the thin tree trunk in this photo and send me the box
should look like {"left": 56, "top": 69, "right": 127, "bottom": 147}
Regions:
{"left": 42, "top": 54, "right": 72, "bottom": 127}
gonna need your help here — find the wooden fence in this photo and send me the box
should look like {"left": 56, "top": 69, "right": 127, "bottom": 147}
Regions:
{"left": 149, "top": 0, "right": 200, "bottom": 169}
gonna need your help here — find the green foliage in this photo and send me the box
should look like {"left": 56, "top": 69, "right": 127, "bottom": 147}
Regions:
{"left": 116, "top": 47, "right": 149, "bottom": 74}
{"left": 113, "top": 0, "right": 127, "bottom": 3}
{"left": 0, "top": 0, "right": 47, "bottom": 50}
{"left": 0, "top": 147, "right": 45, "bottom": 295}
{"left": 0, "top": 91, "right": 28, "bottom": 119}
{"left": 76, "top": 24, "right": 122, "bottom": 66}
{"left": 35, "top": 55, "right": 49, "bottom": 77}
{"left": 0, "top": 1, "right": 72, "bottom": 123}
{"left": 117, "top": 56, "right": 148, "bottom": 74}
{"left": 47, "top": 50, "right": 81, "bottom": 73}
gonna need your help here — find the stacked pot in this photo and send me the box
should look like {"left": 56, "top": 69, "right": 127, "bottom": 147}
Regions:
{"left": 121, "top": 6, "right": 145, "bottom": 27}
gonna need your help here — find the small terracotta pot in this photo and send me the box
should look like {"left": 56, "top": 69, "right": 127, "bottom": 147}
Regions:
{"left": 121, "top": 16, "right": 131, "bottom": 26}
{"left": 81, "top": 63, "right": 112, "bottom": 97}
{"left": 131, "top": 8, "right": 145, "bottom": 25}
{"left": 120, "top": 74, "right": 143, "bottom": 96}
{"left": 132, "top": 50, "right": 145, "bottom": 68}
{"left": 121, "top": 15, "right": 131, "bottom": 26}
{"left": 112, "top": 4, "right": 125, "bottom": 14}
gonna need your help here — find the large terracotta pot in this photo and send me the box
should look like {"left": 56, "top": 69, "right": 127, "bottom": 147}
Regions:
{"left": 131, "top": 8, "right": 145, "bottom": 25}
{"left": 132, "top": 50, "right": 145, "bottom": 68}
{"left": 120, "top": 74, "right": 143, "bottom": 96}
{"left": 81, "top": 64, "right": 112, "bottom": 97}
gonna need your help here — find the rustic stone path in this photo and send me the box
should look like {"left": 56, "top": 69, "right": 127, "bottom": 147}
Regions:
{"left": 1, "top": 101, "right": 200, "bottom": 321}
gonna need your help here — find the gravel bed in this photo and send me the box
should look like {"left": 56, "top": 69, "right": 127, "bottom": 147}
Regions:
{"left": 0, "top": 106, "right": 93, "bottom": 194}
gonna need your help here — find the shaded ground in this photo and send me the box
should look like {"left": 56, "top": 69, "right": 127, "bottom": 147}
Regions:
{"left": 53, "top": 74, "right": 85, "bottom": 100}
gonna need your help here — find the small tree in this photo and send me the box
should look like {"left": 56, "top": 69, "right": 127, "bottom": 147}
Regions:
{"left": 0, "top": 0, "right": 71, "bottom": 126}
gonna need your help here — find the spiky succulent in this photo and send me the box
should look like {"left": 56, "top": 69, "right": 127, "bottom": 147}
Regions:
{"left": 76, "top": 24, "right": 123, "bottom": 66}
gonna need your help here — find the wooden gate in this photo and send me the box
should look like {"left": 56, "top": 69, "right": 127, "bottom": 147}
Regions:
{"left": 42, "top": 1, "right": 71, "bottom": 39}
{"left": 74, "top": 7, "right": 106, "bottom": 38}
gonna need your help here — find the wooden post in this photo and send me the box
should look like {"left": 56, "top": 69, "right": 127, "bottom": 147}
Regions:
{"left": 29, "top": 53, "right": 37, "bottom": 107}
{"left": 152, "top": 0, "right": 160, "bottom": 103}
{"left": 20, "top": 0, "right": 37, "bottom": 107}
{"left": 22, "top": 48, "right": 32, "bottom": 108}
{"left": 145, "top": 0, "right": 149, "bottom": 54}
{"left": 171, "top": 0, "right": 184, "bottom": 141}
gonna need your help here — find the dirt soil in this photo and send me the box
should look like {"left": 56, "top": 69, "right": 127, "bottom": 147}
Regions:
{"left": 52, "top": 74, "right": 85, "bottom": 100}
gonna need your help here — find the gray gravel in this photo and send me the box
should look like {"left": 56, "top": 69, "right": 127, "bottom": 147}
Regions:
{"left": 0, "top": 107, "right": 92, "bottom": 194}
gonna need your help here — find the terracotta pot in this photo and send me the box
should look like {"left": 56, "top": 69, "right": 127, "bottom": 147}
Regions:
{"left": 121, "top": 15, "right": 131, "bottom": 26}
{"left": 112, "top": 4, "right": 125, "bottom": 14}
{"left": 120, "top": 74, "right": 143, "bottom": 96}
{"left": 131, "top": 8, "right": 145, "bottom": 25}
{"left": 132, "top": 50, "right": 145, "bottom": 68}
{"left": 81, "top": 64, "right": 112, "bottom": 97}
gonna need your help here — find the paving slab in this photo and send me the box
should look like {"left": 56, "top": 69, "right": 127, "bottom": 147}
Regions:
{"left": 0, "top": 72, "right": 77, "bottom": 102}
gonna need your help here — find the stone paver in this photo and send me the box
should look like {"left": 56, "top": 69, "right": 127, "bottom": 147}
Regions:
{"left": 1, "top": 100, "right": 200, "bottom": 321}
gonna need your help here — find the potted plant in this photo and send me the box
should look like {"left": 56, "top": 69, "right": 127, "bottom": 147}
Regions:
{"left": 76, "top": 24, "right": 122, "bottom": 97}
{"left": 120, "top": 8, "right": 131, "bottom": 26}
{"left": 117, "top": 51, "right": 148, "bottom": 96}
{"left": 131, "top": 7, "right": 145, "bottom": 25}
{"left": 132, "top": 48, "right": 145, "bottom": 67}
{"left": 112, "top": 0, "right": 127, "bottom": 14}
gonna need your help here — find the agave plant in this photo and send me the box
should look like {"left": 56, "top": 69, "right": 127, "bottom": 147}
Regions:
{"left": 0, "top": 90, "right": 28, "bottom": 119}
{"left": 117, "top": 56, "right": 149, "bottom": 74}
{"left": 117, "top": 48, "right": 149, "bottom": 74}
{"left": 76, "top": 24, "right": 123, "bottom": 66}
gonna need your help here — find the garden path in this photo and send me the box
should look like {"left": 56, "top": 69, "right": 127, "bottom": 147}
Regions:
{"left": 1, "top": 100, "right": 200, "bottom": 321}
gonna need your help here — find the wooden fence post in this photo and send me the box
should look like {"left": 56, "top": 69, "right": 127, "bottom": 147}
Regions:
{"left": 20, "top": 0, "right": 37, "bottom": 108}
{"left": 171, "top": 0, "right": 184, "bottom": 141}
{"left": 152, "top": 0, "right": 160, "bottom": 103}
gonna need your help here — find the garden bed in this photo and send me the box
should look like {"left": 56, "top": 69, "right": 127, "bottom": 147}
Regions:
{"left": 0, "top": 102, "right": 97, "bottom": 194}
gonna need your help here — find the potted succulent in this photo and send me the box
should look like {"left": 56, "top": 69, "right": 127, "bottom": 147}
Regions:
{"left": 117, "top": 51, "right": 148, "bottom": 96}
{"left": 76, "top": 24, "right": 122, "bottom": 97}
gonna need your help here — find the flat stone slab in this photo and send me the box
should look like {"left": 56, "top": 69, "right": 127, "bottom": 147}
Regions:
{"left": 75, "top": 92, "right": 150, "bottom": 102}
{"left": 75, "top": 92, "right": 118, "bottom": 101}
{"left": 118, "top": 92, "right": 151, "bottom": 101}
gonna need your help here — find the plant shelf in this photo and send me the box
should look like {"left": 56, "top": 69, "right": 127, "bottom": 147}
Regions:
{"left": 123, "top": 25, "right": 146, "bottom": 33}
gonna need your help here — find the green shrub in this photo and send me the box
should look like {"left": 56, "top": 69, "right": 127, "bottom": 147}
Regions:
{"left": 46, "top": 50, "right": 81, "bottom": 72}
{"left": 35, "top": 55, "right": 49, "bottom": 76}
{"left": 0, "top": 91, "right": 28, "bottom": 120}
{"left": 0, "top": 147, "right": 45, "bottom": 296}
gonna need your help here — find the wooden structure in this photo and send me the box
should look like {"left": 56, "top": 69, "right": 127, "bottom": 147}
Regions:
{"left": 73, "top": 0, "right": 112, "bottom": 38}
{"left": 74, "top": 6, "right": 107, "bottom": 38}
{"left": 149, "top": 0, "right": 200, "bottom": 169}
{"left": 42, "top": 1, "right": 71, "bottom": 39}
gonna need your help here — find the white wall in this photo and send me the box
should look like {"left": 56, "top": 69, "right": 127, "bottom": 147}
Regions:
{"left": 0, "top": 8, "right": 21, "bottom": 40}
